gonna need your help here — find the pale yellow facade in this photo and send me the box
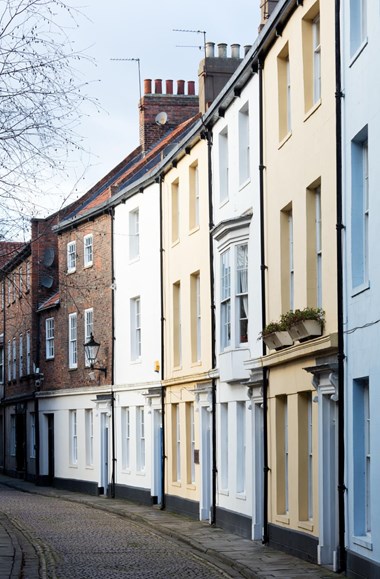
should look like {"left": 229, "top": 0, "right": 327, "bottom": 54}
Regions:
{"left": 162, "top": 137, "right": 212, "bottom": 510}
{"left": 262, "top": 0, "right": 337, "bottom": 547}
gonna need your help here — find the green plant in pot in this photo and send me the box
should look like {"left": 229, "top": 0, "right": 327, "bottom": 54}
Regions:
{"left": 282, "top": 307, "right": 325, "bottom": 342}
{"left": 259, "top": 320, "right": 293, "bottom": 350}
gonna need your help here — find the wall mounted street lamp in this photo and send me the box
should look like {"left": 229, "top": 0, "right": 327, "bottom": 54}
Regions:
{"left": 84, "top": 333, "right": 107, "bottom": 377}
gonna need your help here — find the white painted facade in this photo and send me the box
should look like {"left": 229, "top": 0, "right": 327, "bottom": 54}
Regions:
{"left": 113, "top": 182, "right": 162, "bottom": 502}
{"left": 342, "top": 0, "right": 380, "bottom": 572}
{"left": 210, "top": 72, "right": 263, "bottom": 538}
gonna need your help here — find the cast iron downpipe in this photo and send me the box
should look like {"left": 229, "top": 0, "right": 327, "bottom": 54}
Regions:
{"left": 159, "top": 174, "right": 166, "bottom": 510}
{"left": 258, "top": 57, "right": 269, "bottom": 545}
{"left": 335, "top": 0, "right": 346, "bottom": 572}
{"left": 205, "top": 128, "right": 217, "bottom": 526}
{"left": 2, "top": 289, "right": 6, "bottom": 474}
{"left": 110, "top": 207, "right": 116, "bottom": 499}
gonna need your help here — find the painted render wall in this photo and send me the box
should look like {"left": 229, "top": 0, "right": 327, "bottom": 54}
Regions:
{"left": 342, "top": 0, "right": 380, "bottom": 571}
{"left": 262, "top": 0, "right": 337, "bottom": 561}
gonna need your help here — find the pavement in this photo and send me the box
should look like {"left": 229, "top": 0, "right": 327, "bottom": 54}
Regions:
{"left": 0, "top": 473, "right": 338, "bottom": 579}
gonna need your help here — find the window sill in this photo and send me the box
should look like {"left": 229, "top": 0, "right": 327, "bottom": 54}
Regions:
{"left": 85, "top": 465, "right": 94, "bottom": 471}
{"left": 121, "top": 468, "right": 131, "bottom": 475}
{"left": 219, "top": 489, "right": 229, "bottom": 496}
{"left": 219, "top": 197, "right": 229, "bottom": 209}
{"left": 351, "top": 281, "right": 370, "bottom": 297}
{"left": 66, "top": 269, "right": 76, "bottom": 275}
{"left": 189, "top": 225, "right": 200, "bottom": 236}
{"left": 173, "top": 365, "right": 183, "bottom": 372}
{"left": 46, "top": 357, "right": 54, "bottom": 362}
{"left": 186, "top": 483, "right": 196, "bottom": 491}
{"left": 130, "top": 358, "right": 142, "bottom": 365}
{"left": 68, "top": 367, "right": 78, "bottom": 372}
{"left": 171, "top": 239, "right": 180, "bottom": 248}
{"left": 171, "top": 481, "right": 181, "bottom": 488}
{"left": 349, "top": 38, "right": 368, "bottom": 67}
{"left": 278, "top": 131, "right": 292, "bottom": 150}
{"left": 236, "top": 492, "right": 246, "bottom": 501}
{"left": 83, "top": 263, "right": 93, "bottom": 270}
{"left": 353, "top": 535, "right": 372, "bottom": 551}
{"left": 275, "top": 514, "right": 290, "bottom": 525}
{"left": 191, "top": 361, "right": 202, "bottom": 368}
{"left": 304, "top": 99, "right": 322, "bottom": 122}
{"left": 239, "top": 177, "right": 251, "bottom": 192}
{"left": 136, "top": 470, "right": 146, "bottom": 477}
{"left": 69, "top": 464, "right": 78, "bottom": 469}
{"left": 298, "top": 520, "right": 314, "bottom": 532}
{"left": 129, "top": 256, "right": 140, "bottom": 265}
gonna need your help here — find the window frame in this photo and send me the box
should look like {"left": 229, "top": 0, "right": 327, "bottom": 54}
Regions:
{"left": 45, "top": 317, "right": 55, "bottom": 360}
{"left": 83, "top": 234, "right": 93, "bottom": 268}
{"left": 68, "top": 313, "right": 78, "bottom": 369}
{"left": 67, "top": 241, "right": 77, "bottom": 273}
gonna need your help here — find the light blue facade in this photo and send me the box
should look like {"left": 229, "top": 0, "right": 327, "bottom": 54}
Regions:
{"left": 342, "top": 1, "right": 380, "bottom": 575}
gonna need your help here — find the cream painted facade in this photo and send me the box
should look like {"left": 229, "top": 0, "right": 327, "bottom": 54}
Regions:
{"left": 162, "top": 137, "right": 213, "bottom": 519}
{"left": 262, "top": 0, "right": 338, "bottom": 566}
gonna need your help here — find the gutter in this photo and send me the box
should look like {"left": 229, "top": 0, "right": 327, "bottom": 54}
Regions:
{"left": 206, "top": 129, "right": 217, "bottom": 526}
{"left": 258, "top": 58, "right": 269, "bottom": 545}
{"left": 335, "top": 0, "right": 346, "bottom": 571}
{"left": 159, "top": 175, "right": 166, "bottom": 510}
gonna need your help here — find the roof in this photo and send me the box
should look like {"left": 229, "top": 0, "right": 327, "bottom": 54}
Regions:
{"left": 0, "top": 242, "right": 29, "bottom": 270}
{"left": 57, "top": 114, "right": 200, "bottom": 231}
{"left": 37, "top": 291, "right": 60, "bottom": 312}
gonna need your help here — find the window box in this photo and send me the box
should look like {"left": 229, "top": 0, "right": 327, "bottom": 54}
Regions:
{"left": 263, "top": 330, "right": 293, "bottom": 351}
{"left": 288, "top": 319, "right": 322, "bottom": 342}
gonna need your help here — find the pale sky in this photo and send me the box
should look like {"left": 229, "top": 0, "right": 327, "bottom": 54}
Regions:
{"left": 48, "top": 0, "right": 260, "bottom": 211}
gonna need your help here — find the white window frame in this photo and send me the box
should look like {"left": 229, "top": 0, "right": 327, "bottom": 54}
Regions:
{"left": 351, "top": 133, "right": 369, "bottom": 290}
{"left": 289, "top": 212, "right": 294, "bottom": 311}
{"left": 315, "top": 188, "right": 322, "bottom": 307}
{"left": 12, "top": 337, "right": 16, "bottom": 380}
{"left": 26, "top": 261, "right": 31, "bottom": 292}
{"left": 69, "top": 313, "right": 77, "bottom": 369}
{"left": 196, "top": 274, "right": 201, "bottom": 362}
{"left": 7, "top": 340, "right": 11, "bottom": 381}
{"left": 312, "top": 16, "right": 321, "bottom": 103}
{"left": 26, "top": 331, "right": 31, "bottom": 375}
{"left": 219, "top": 126, "right": 229, "bottom": 203}
{"left": 136, "top": 406, "right": 145, "bottom": 472}
{"left": 46, "top": 318, "right": 55, "bottom": 360}
{"left": 236, "top": 244, "right": 248, "bottom": 344}
{"left": 83, "top": 234, "right": 93, "bottom": 268}
{"left": 122, "top": 407, "right": 131, "bottom": 470}
{"left": 30, "top": 413, "right": 36, "bottom": 459}
{"left": 84, "top": 308, "right": 93, "bottom": 367}
{"left": 174, "top": 404, "right": 181, "bottom": 482}
{"left": 19, "top": 334, "right": 23, "bottom": 377}
{"left": 18, "top": 265, "right": 23, "bottom": 297}
{"left": 239, "top": 104, "right": 250, "bottom": 185}
{"left": 70, "top": 410, "right": 78, "bottom": 465}
{"left": 221, "top": 250, "right": 231, "bottom": 350}
{"left": 286, "top": 56, "right": 291, "bottom": 133}
{"left": 129, "top": 209, "right": 140, "bottom": 260}
{"left": 220, "top": 402, "right": 229, "bottom": 491}
{"left": 131, "top": 298, "right": 141, "bottom": 361}
{"left": 67, "top": 241, "right": 76, "bottom": 273}
{"left": 85, "top": 409, "right": 94, "bottom": 466}
{"left": 10, "top": 415, "right": 16, "bottom": 456}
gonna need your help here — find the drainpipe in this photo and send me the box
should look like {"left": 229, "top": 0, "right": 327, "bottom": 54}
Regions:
{"left": 2, "top": 290, "right": 6, "bottom": 474}
{"left": 335, "top": 0, "right": 346, "bottom": 572}
{"left": 158, "top": 175, "right": 166, "bottom": 510}
{"left": 258, "top": 57, "right": 269, "bottom": 545}
{"left": 205, "top": 128, "right": 217, "bottom": 526}
{"left": 110, "top": 207, "right": 116, "bottom": 499}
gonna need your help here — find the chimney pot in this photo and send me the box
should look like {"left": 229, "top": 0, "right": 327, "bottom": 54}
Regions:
{"left": 188, "top": 80, "right": 195, "bottom": 95}
{"left": 217, "top": 43, "right": 228, "bottom": 58}
{"left": 231, "top": 44, "right": 240, "bottom": 58}
{"left": 144, "top": 79, "right": 152, "bottom": 94}
{"left": 205, "top": 41, "right": 215, "bottom": 57}
{"left": 177, "top": 79, "right": 185, "bottom": 95}
{"left": 166, "top": 79, "right": 173, "bottom": 94}
{"left": 154, "top": 79, "right": 162, "bottom": 94}
{"left": 244, "top": 45, "right": 252, "bottom": 56}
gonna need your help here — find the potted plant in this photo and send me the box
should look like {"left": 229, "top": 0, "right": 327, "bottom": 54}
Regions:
{"left": 282, "top": 307, "right": 325, "bottom": 342}
{"left": 260, "top": 321, "right": 293, "bottom": 351}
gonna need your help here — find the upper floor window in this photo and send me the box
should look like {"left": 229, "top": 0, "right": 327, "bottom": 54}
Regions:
{"left": 130, "top": 297, "right": 141, "bottom": 360}
{"left": 129, "top": 209, "right": 140, "bottom": 260}
{"left": 26, "top": 260, "right": 31, "bottom": 291}
{"left": 173, "top": 282, "right": 181, "bottom": 367}
{"left": 239, "top": 104, "right": 250, "bottom": 185}
{"left": 67, "top": 241, "right": 76, "bottom": 273}
{"left": 191, "top": 272, "right": 201, "bottom": 363}
{"left": 281, "top": 205, "right": 294, "bottom": 311}
{"left": 18, "top": 265, "right": 23, "bottom": 296}
{"left": 312, "top": 16, "right": 321, "bottom": 103}
{"left": 351, "top": 127, "right": 369, "bottom": 290}
{"left": 0, "top": 345, "right": 4, "bottom": 384}
{"left": 19, "top": 334, "right": 23, "bottom": 377}
{"left": 302, "top": 4, "right": 321, "bottom": 112}
{"left": 350, "top": 0, "right": 367, "bottom": 57}
{"left": 219, "top": 127, "right": 229, "bottom": 203}
{"left": 278, "top": 43, "right": 291, "bottom": 140}
{"left": 171, "top": 181, "right": 180, "bottom": 244}
{"left": 236, "top": 244, "right": 248, "bottom": 344}
{"left": 83, "top": 234, "right": 93, "bottom": 267}
{"left": 12, "top": 337, "right": 16, "bottom": 380}
{"left": 1, "top": 282, "right": 4, "bottom": 310}
{"left": 189, "top": 163, "right": 200, "bottom": 230}
{"left": 26, "top": 331, "right": 31, "bottom": 375}
{"left": 84, "top": 308, "right": 93, "bottom": 367}
{"left": 221, "top": 250, "right": 231, "bottom": 349}
{"left": 68, "top": 313, "right": 77, "bottom": 369}
{"left": 46, "top": 318, "right": 55, "bottom": 360}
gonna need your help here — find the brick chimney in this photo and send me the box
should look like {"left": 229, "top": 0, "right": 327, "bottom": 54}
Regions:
{"left": 139, "top": 79, "right": 199, "bottom": 153}
{"left": 198, "top": 43, "right": 244, "bottom": 113}
{"left": 259, "top": 0, "right": 279, "bottom": 30}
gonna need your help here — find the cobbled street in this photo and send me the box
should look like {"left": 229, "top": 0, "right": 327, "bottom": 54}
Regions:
{"left": 0, "top": 485, "right": 231, "bottom": 578}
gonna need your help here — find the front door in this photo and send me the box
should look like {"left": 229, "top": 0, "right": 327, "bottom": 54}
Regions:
{"left": 152, "top": 409, "right": 162, "bottom": 505}
{"left": 15, "top": 413, "right": 26, "bottom": 473}
{"left": 47, "top": 414, "right": 55, "bottom": 484}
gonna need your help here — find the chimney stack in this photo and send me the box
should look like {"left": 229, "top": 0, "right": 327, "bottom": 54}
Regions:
{"left": 198, "top": 42, "right": 244, "bottom": 113}
{"left": 139, "top": 79, "right": 199, "bottom": 153}
{"left": 259, "top": 0, "right": 279, "bottom": 30}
